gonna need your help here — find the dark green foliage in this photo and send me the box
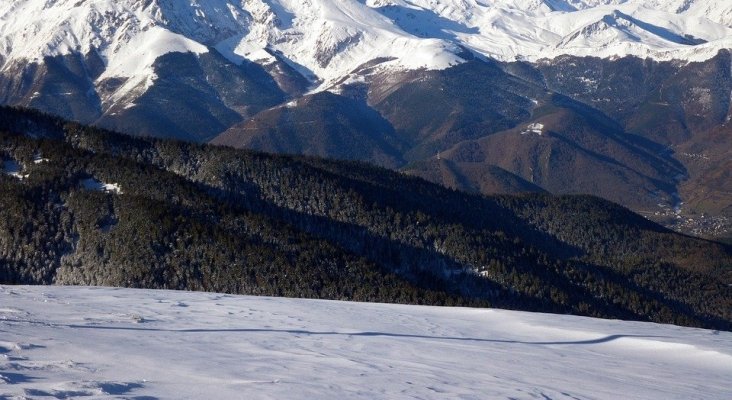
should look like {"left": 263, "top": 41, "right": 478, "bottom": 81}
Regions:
{"left": 1, "top": 106, "right": 731, "bottom": 330}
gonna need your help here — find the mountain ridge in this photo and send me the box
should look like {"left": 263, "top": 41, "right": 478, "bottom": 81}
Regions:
{"left": 2, "top": 0, "right": 730, "bottom": 96}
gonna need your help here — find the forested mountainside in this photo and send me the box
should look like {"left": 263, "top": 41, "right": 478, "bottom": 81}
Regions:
{"left": 1, "top": 107, "right": 731, "bottom": 330}
{"left": 218, "top": 53, "right": 732, "bottom": 239}
{"left": 1, "top": 1, "right": 731, "bottom": 239}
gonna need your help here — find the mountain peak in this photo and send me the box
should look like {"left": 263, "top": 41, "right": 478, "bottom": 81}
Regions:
{"left": 2, "top": 0, "right": 729, "bottom": 73}
{"left": 0, "top": 0, "right": 730, "bottom": 117}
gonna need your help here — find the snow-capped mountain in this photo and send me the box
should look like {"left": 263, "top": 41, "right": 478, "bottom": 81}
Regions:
{"left": 1, "top": 0, "right": 730, "bottom": 96}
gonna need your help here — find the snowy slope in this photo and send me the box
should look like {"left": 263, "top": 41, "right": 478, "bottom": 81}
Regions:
{"left": 0, "top": 0, "right": 730, "bottom": 96}
{"left": 1, "top": 286, "right": 731, "bottom": 399}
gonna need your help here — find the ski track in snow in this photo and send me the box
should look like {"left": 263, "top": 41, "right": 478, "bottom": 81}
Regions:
{"left": 0, "top": 286, "right": 731, "bottom": 399}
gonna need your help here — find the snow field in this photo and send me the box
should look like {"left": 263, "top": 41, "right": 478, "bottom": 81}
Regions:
{"left": 1, "top": 286, "right": 731, "bottom": 399}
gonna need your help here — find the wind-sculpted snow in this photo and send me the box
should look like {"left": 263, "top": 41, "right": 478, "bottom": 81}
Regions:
{"left": 1, "top": 286, "right": 731, "bottom": 399}
{"left": 0, "top": 0, "right": 730, "bottom": 96}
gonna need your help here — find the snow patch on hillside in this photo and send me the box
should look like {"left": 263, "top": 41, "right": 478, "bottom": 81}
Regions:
{"left": 81, "top": 178, "right": 123, "bottom": 194}
{"left": 2, "top": 159, "right": 27, "bottom": 180}
{"left": 522, "top": 122, "right": 545, "bottom": 135}
{"left": 32, "top": 153, "right": 49, "bottom": 164}
{"left": 1, "top": 286, "right": 731, "bottom": 399}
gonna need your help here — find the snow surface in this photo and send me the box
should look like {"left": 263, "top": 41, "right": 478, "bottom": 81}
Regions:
{"left": 522, "top": 122, "right": 545, "bottom": 135}
{"left": 32, "top": 153, "right": 48, "bottom": 164}
{"left": 2, "top": 160, "right": 26, "bottom": 180}
{"left": 0, "top": 0, "right": 730, "bottom": 97}
{"left": 81, "top": 178, "right": 123, "bottom": 195}
{"left": 1, "top": 285, "right": 731, "bottom": 399}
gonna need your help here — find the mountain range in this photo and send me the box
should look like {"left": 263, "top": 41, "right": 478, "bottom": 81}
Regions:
{"left": 0, "top": 0, "right": 731, "bottom": 238}
{"left": 1, "top": 107, "right": 732, "bottom": 330}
